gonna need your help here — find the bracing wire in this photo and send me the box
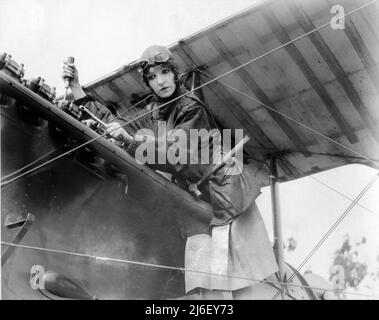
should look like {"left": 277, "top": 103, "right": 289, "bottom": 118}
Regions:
{"left": 196, "top": 74, "right": 379, "bottom": 300}
{"left": 0, "top": 93, "right": 151, "bottom": 185}
{"left": 0, "top": 94, "right": 152, "bottom": 187}
{"left": 272, "top": 172, "right": 379, "bottom": 299}
{"left": 1, "top": 0, "right": 377, "bottom": 187}
{"left": 0, "top": 148, "right": 57, "bottom": 181}
{"left": 278, "top": 157, "right": 379, "bottom": 219}
{"left": 200, "top": 71, "right": 379, "bottom": 168}
{"left": 1, "top": 241, "right": 377, "bottom": 299}
{"left": 94, "top": 93, "right": 153, "bottom": 131}
{"left": 1, "top": 0, "right": 378, "bottom": 300}
{"left": 200, "top": 67, "right": 379, "bottom": 298}
{"left": 199, "top": 71, "right": 379, "bottom": 218}
{"left": 297, "top": 173, "right": 379, "bottom": 273}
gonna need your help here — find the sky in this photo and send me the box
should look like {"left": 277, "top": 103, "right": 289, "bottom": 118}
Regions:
{"left": 1, "top": 0, "right": 379, "bottom": 299}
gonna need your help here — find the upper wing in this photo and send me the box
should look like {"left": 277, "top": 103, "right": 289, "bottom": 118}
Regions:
{"left": 82, "top": 0, "right": 379, "bottom": 186}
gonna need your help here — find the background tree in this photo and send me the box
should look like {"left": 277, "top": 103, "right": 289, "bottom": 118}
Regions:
{"left": 329, "top": 234, "right": 371, "bottom": 298}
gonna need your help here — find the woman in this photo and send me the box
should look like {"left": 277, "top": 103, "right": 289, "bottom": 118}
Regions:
{"left": 62, "top": 45, "right": 278, "bottom": 299}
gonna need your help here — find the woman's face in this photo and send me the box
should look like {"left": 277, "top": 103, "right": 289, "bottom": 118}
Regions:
{"left": 146, "top": 65, "right": 176, "bottom": 98}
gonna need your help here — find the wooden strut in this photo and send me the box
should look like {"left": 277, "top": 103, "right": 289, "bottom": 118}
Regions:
{"left": 188, "top": 67, "right": 207, "bottom": 102}
{"left": 188, "top": 135, "right": 250, "bottom": 198}
{"left": 270, "top": 156, "right": 285, "bottom": 282}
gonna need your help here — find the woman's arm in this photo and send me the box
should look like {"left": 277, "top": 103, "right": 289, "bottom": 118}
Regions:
{"left": 106, "top": 99, "right": 213, "bottom": 174}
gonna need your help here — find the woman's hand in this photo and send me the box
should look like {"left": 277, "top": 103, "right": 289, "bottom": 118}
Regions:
{"left": 105, "top": 122, "right": 134, "bottom": 144}
{"left": 61, "top": 60, "right": 86, "bottom": 100}
{"left": 62, "top": 61, "right": 80, "bottom": 88}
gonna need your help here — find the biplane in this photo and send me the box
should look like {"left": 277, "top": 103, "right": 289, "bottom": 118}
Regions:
{"left": 1, "top": 0, "right": 378, "bottom": 300}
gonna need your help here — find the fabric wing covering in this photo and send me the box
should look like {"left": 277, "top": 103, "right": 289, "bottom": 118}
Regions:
{"left": 82, "top": 0, "right": 379, "bottom": 187}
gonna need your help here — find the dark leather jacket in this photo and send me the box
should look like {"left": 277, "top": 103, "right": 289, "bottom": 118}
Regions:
{"left": 77, "top": 86, "right": 262, "bottom": 235}
{"left": 121, "top": 87, "right": 216, "bottom": 194}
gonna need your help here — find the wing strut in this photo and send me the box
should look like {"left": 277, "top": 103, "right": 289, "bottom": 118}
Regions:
{"left": 270, "top": 156, "right": 285, "bottom": 282}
